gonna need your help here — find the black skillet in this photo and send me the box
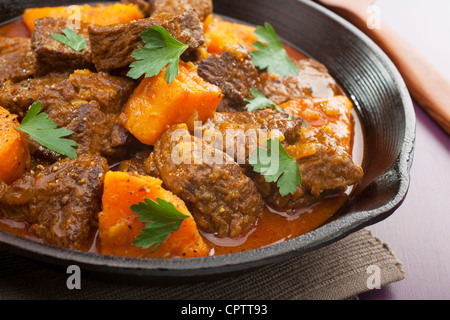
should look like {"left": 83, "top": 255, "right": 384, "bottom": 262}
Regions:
{"left": 0, "top": 0, "right": 415, "bottom": 284}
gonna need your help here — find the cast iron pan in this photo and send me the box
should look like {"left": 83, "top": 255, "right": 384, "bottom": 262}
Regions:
{"left": 0, "top": 0, "right": 415, "bottom": 284}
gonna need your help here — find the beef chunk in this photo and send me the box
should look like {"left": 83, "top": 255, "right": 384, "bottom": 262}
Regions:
{"left": 89, "top": 10, "right": 204, "bottom": 72}
{"left": 117, "top": 149, "right": 153, "bottom": 175}
{"left": 0, "top": 75, "right": 67, "bottom": 118}
{"left": 296, "top": 131, "right": 363, "bottom": 196}
{"left": 152, "top": 124, "right": 265, "bottom": 238}
{"left": 0, "top": 36, "right": 35, "bottom": 82}
{"left": 0, "top": 69, "right": 135, "bottom": 119}
{"left": 122, "top": 0, "right": 156, "bottom": 16}
{"left": 61, "top": 102, "right": 130, "bottom": 160}
{"left": 261, "top": 58, "right": 342, "bottom": 105}
{"left": 51, "top": 69, "right": 137, "bottom": 114}
{"left": 252, "top": 130, "right": 363, "bottom": 211}
{"left": 153, "top": 0, "right": 213, "bottom": 21}
{"left": 150, "top": 10, "right": 204, "bottom": 52}
{"left": 197, "top": 45, "right": 261, "bottom": 111}
{"left": 44, "top": 100, "right": 139, "bottom": 162}
{"left": 0, "top": 156, "right": 108, "bottom": 249}
{"left": 144, "top": 151, "right": 162, "bottom": 178}
{"left": 31, "top": 17, "right": 93, "bottom": 76}
{"left": 0, "top": 70, "right": 138, "bottom": 163}
{"left": 201, "top": 109, "right": 304, "bottom": 163}
{"left": 27, "top": 139, "right": 66, "bottom": 166}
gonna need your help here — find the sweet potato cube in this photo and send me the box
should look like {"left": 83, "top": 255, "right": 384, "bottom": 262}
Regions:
{"left": 121, "top": 61, "right": 223, "bottom": 145}
{"left": 203, "top": 14, "right": 258, "bottom": 54}
{"left": 279, "top": 96, "right": 354, "bottom": 152}
{"left": 0, "top": 107, "right": 30, "bottom": 184}
{"left": 98, "top": 171, "right": 210, "bottom": 258}
{"left": 23, "top": 4, "right": 143, "bottom": 33}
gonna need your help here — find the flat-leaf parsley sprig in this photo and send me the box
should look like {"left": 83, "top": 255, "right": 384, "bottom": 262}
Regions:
{"left": 127, "top": 25, "right": 189, "bottom": 84}
{"left": 15, "top": 102, "right": 78, "bottom": 159}
{"left": 248, "top": 137, "right": 302, "bottom": 197}
{"left": 245, "top": 87, "right": 294, "bottom": 119}
{"left": 131, "top": 197, "right": 190, "bottom": 252}
{"left": 251, "top": 23, "right": 299, "bottom": 77}
{"left": 245, "top": 87, "right": 278, "bottom": 112}
{"left": 51, "top": 28, "right": 87, "bottom": 52}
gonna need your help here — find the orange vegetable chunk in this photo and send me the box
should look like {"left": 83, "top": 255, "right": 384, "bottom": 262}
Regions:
{"left": 279, "top": 96, "right": 354, "bottom": 152}
{"left": 98, "top": 171, "right": 210, "bottom": 258}
{"left": 203, "top": 14, "right": 258, "bottom": 54}
{"left": 121, "top": 61, "right": 223, "bottom": 145}
{"left": 23, "top": 4, "right": 143, "bottom": 33}
{"left": 0, "top": 107, "right": 30, "bottom": 184}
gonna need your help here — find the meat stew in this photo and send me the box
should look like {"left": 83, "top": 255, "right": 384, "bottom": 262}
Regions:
{"left": 0, "top": 0, "right": 364, "bottom": 258}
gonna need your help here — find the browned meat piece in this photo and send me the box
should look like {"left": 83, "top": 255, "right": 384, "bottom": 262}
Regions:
{"left": 251, "top": 130, "right": 363, "bottom": 212}
{"left": 152, "top": 124, "right": 265, "bottom": 238}
{"left": 31, "top": 17, "right": 93, "bottom": 76}
{"left": 51, "top": 69, "right": 137, "bottom": 114}
{"left": 43, "top": 100, "right": 139, "bottom": 162}
{"left": 0, "top": 75, "right": 67, "bottom": 118}
{"left": 117, "top": 149, "right": 153, "bottom": 175}
{"left": 153, "top": 0, "right": 213, "bottom": 21}
{"left": 0, "top": 156, "right": 108, "bottom": 250}
{"left": 0, "top": 36, "right": 35, "bottom": 82}
{"left": 27, "top": 139, "right": 66, "bottom": 166}
{"left": 261, "top": 58, "right": 342, "bottom": 105}
{"left": 144, "top": 151, "right": 162, "bottom": 178}
{"left": 201, "top": 109, "right": 304, "bottom": 163}
{"left": 0, "top": 69, "right": 135, "bottom": 119}
{"left": 122, "top": 0, "right": 156, "bottom": 16}
{"left": 197, "top": 45, "right": 261, "bottom": 111}
{"left": 0, "top": 69, "right": 139, "bottom": 163}
{"left": 63, "top": 102, "right": 130, "bottom": 160}
{"left": 150, "top": 10, "right": 204, "bottom": 52}
{"left": 89, "top": 10, "right": 204, "bottom": 72}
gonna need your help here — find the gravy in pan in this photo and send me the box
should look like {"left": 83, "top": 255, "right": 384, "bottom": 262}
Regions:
{"left": 0, "top": 19, "right": 365, "bottom": 256}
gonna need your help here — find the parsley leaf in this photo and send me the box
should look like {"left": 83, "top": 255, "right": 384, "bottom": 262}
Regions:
{"left": 51, "top": 28, "right": 86, "bottom": 52}
{"left": 127, "top": 25, "right": 189, "bottom": 84}
{"left": 16, "top": 102, "right": 78, "bottom": 159}
{"left": 248, "top": 138, "right": 302, "bottom": 196}
{"left": 245, "top": 87, "right": 277, "bottom": 112}
{"left": 245, "top": 87, "right": 294, "bottom": 119}
{"left": 131, "top": 197, "right": 190, "bottom": 252}
{"left": 251, "top": 23, "right": 299, "bottom": 77}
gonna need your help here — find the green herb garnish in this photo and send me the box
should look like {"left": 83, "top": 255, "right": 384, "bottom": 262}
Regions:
{"left": 251, "top": 23, "right": 299, "bottom": 77}
{"left": 127, "top": 25, "right": 189, "bottom": 84}
{"left": 245, "top": 87, "right": 288, "bottom": 113}
{"left": 16, "top": 102, "right": 78, "bottom": 159}
{"left": 245, "top": 87, "right": 294, "bottom": 119}
{"left": 51, "top": 28, "right": 86, "bottom": 52}
{"left": 248, "top": 138, "right": 302, "bottom": 196}
{"left": 245, "top": 87, "right": 278, "bottom": 112}
{"left": 131, "top": 197, "right": 190, "bottom": 252}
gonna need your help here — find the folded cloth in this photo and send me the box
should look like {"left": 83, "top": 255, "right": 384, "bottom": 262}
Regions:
{"left": 0, "top": 229, "right": 404, "bottom": 300}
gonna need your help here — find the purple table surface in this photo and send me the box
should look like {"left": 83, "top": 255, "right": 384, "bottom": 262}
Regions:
{"left": 354, "top": 0, "right": 450, "bottom": 300}
{"left": 359, "top": 102, "right": 450, "bottom": 300}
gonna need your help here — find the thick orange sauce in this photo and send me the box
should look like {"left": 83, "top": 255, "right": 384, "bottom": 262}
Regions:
{"left": 202, "top": 195, "right": 348, "bottom": 255}
{"left": 0, "top": 19, "right": 31, "bottom": 37}
{"left": 0, "top": 19, "right": 364, "bottom": 257}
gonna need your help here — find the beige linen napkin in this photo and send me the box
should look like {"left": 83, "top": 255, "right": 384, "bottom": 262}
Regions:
{"left": 0, "top": 229, "right": 404, "bottom": 300}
